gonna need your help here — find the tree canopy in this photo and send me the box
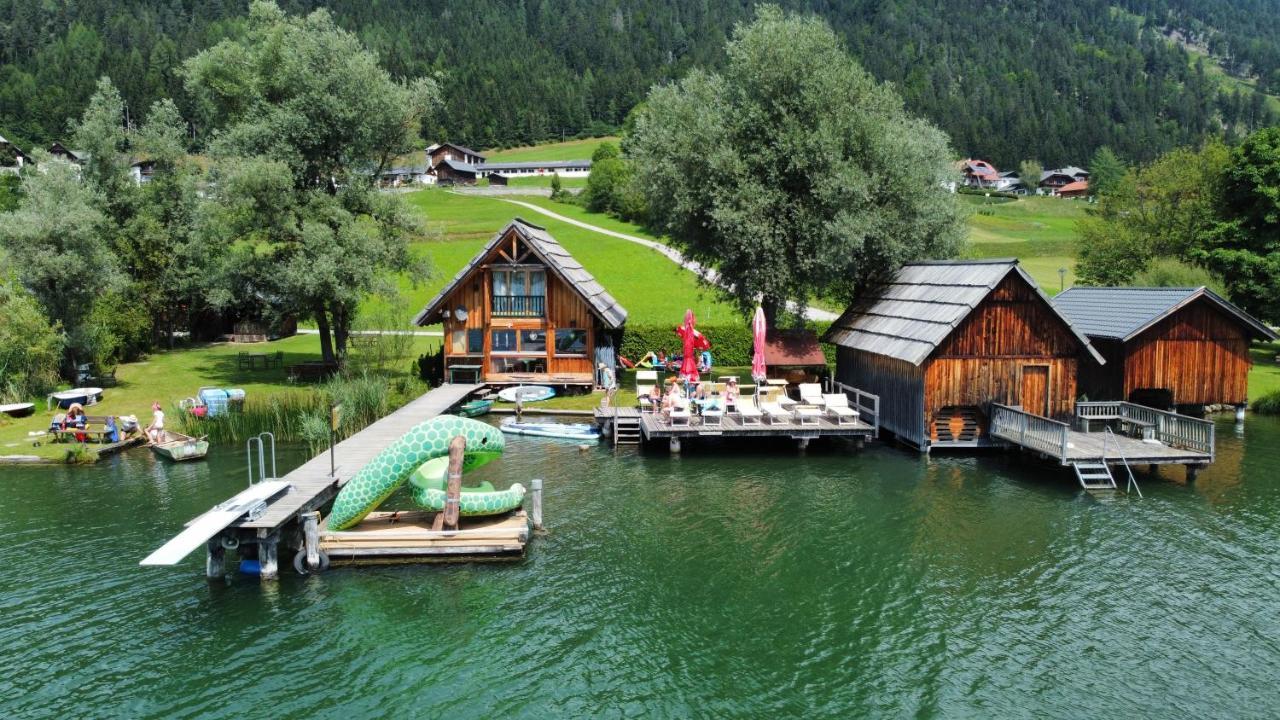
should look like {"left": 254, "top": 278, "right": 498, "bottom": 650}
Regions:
{"left": 627, "top": 5, "right": 965, "bottom": 321}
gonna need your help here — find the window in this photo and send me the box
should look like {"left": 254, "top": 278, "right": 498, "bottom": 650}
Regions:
{"left": 555, "top": 329, "right": 588, "bottom": 355}
{"left": 491, "top": 329, "right": 517, "bottom": 352}
{"left": 450, "top": 330, "right": 466, "bottom": 354}
{"left": 467, "top": 329, "right": 483, "bottom": 354}
{"left": 520, "top": 330, "right": 547, "bottom": 353}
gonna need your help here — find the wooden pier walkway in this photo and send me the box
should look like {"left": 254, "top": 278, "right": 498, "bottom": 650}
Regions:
{"left": 158, "top": 383, "right": 483, "bottom": 577}
{"left": 990, "top": 401, "right": 1214, "bottom": 487}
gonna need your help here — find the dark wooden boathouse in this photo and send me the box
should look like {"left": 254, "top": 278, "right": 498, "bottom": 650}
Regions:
{"left": 823, "top": 259, "right": 1104, "bottom": 450}
{"left": 1052, "top": 286, "right": 1276, "bottom": 409}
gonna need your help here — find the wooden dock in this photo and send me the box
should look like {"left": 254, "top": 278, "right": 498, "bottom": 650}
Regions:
{"left": 596, "top": 405, "right": 877, "bottom": 451}
{"left": 164, "top": 382, "right": 484, "bottom": 579}
{"left": 990, "top": 402, "right": 1214, "bottom": 488}
{"left": 319, "top": 510, "right": 530, "bottom": 564}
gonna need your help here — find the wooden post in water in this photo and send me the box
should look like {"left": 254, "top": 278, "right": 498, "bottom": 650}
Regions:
{"left": 432, "top": 435, "right": 466, "bottom": 531}
{"left": 259, "top": 532, "right": 279, "bottom": 580}
{"left": 302, "top": 511, "right": 321, "bottom": 571}
{"left": 1186, "top": 464, "right": 1201, "bottom": 483}
{"left": 530, "top": 478, "right": 544, "bottom": 530}
{"left": 206, "top": 537, "right": 224, "bottom": 580}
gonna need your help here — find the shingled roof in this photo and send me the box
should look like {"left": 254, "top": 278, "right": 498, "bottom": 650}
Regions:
{"left": 1052, "top": 286, "right": 1276, "bottom": 341}
{"left": 823, "top": 259, "right": 1103, "bottom": 366}
{"left": 413, "top": 218, "right": 628, "bottom": 329}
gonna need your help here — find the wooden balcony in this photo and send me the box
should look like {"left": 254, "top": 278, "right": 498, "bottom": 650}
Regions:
{"left": 492, "top": 294, "right": 545, "bottom": 317}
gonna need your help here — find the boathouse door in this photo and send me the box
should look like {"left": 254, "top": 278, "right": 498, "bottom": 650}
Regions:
{"left": 1021, "top": 365, "right": 1050, "bottom": 417}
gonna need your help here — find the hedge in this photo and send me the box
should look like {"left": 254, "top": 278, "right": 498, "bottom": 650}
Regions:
{"left": 619, "top": 322, "right": 835, "bottom": 367}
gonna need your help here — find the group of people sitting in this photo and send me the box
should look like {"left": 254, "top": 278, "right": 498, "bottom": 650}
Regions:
{"left": 634, "top": 350, "right": 714, "bottom": 374}
{"left": 642, "top": 376, "right": 740, "bottom": 421}
{"left": 48, "top": 401, "right": 166, "bottom": 444}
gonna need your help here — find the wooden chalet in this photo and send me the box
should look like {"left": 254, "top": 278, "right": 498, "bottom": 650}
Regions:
{"left": 414, "top": 218, "right": 627, "bottom": 386}
{"left": 48, "top": 142, "right": 87, "bottom": 164}
{"left": 1053, "top": 286, "right": 1277, "bottom": 409}
{"left": 0, "top": 133, "right": 32, "bottom": 171}
{"left": 428, "top": 142, "right": 487, "bottom": 167}
{"left": 432, "top": 157, "right": 479, "bottom": 185}
{"left": 823, "top": 259, "right": 1104, "bottom": 450}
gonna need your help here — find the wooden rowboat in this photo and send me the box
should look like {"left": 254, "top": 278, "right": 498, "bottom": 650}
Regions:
{"left": 0, "top": 402, "right": 35, "bottom": 418}
{"left": 150, "top": 430, "right": 210, "bottom": 462}
{"left": 456, "top": 399, "right": 493, "bottom": 417}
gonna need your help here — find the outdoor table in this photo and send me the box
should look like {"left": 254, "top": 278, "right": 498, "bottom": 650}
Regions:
{"left": 448, "top": 364, "right": 483, "bottom": 384}
{"left": 249, "top": 353, "right": 270, "bottom": 370}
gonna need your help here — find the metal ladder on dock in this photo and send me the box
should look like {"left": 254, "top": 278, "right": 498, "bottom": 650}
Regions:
{"left": 1071, "top": 427, "right": 1142, "bottom": 496}
{"left": 613, "top": 411, "right": 641, "bottom": 447}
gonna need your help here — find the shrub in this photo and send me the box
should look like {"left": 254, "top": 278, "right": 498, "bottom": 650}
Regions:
{"left": 1252, "top": 391, "right": 1280, "bottom": 415}
{"left": 619, "top": 321, "right": 834, "bottom": 367}
{"left": 958, "top": 187, "right": 1019, "bottom": 200}
{"left": 0, "top": 280, "right": 64, "bottom": 401}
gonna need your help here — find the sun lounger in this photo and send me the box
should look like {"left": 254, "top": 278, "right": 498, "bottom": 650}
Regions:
{"left": 798, "top": 383, "right": 825, "bottom": 407}
{"left": 670, "top": 407, "right": 691, "bottom": 426}
{"left": 702, "top": 408, "right": 723, "bottom": 426}
{"left": 795, "top": 407, "right": 822, "bottom": 426}
{"left": 762, "top": 403, "right": 792, "bottom": 425}
{"left": 738, "top": 405, "right": 763, "bottom": 425}
{"left": 823, "top": 394, "right": 860, "bottom": 425}
{"left": 637, "top": 385, "right": 657, "bottom": 413}
{"left": 635, "top": 370, "right": 658, "bottom": 391}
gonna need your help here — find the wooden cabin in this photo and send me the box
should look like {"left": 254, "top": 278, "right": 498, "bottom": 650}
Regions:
{"left": 432, "top": 157, "right": 478, "bottom": 185}
{"left": 428, "top": 142, "right": 487, "bottom": 168}
{"left": 1053, "top": 286, "right": 1277, "bottom": 409}
{"left": 414, "top": 218, "right": 627, "bottom": 386}
{"left": 823, "top": 259, "right": 1104, "bottom": 450}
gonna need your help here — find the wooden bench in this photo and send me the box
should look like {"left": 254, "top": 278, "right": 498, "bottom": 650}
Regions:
{"left": 50, "top": 415, "right": 118, "bottom": 444}
{"left": 1121, "top": 417, "right": 1157, "bottom": 440}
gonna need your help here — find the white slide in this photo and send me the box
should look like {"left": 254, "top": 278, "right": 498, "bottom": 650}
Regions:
{"left": 140, "top": 480, "right": 291, "bottom": 566}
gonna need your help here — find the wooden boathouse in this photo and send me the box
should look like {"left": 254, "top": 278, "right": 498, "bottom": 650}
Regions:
{"left": 1052, "top": 286, "right": 1277, "bottom": 410}
{"left": 823, "top": 259, "right": 1105, "bottom": 450}
{"left": 415, "top": 218, "right": 627, "bottom": 387}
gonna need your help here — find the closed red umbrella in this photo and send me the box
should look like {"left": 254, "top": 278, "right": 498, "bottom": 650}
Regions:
{"left": 675, "top": 309, "right": 709, "bottom": 384}
{"left": 751, "top": 305, "right": 767, "bottom": 383}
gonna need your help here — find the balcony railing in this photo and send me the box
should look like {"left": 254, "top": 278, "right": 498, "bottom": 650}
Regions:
{"left": 492, "top": 294, "right": 545, "bottom": 317}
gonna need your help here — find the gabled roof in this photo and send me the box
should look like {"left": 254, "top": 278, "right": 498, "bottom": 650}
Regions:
{"left": 1058, "top": 179, "right": 1088, "bottom": 194}
{"left": 1052, "top": 286, "right": 1277, "bottom": 341}
{"left": 1041, "top": 166, "right": 1089, "bottom": 182}
{"left": 413, "top": 218, "right": 628, "bottom": 329}
{"left": 478, "top": 159, "right": 592, "bottom": 171}
{"left": 431, "top": 142, "right": 486, "bottom": 160}
{"left": 823, "top": 259, "right": 1104, "bottom": 366}
{"left": 433, "top": 157, "right": 478, "bottom": 174}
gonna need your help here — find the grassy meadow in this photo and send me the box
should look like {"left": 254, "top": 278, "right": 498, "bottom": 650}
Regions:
{"left": 484, "top": 136, "right": 618, "bottom": 162}
{"left": 962, "top": 194, "right": 1085, "bottom": 292}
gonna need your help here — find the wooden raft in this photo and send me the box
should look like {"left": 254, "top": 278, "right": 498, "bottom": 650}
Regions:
{"left": 319, "top": 510, "right": 530, "bottom": 564}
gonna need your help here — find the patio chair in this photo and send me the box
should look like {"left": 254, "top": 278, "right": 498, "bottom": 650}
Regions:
{"left": 670, "top": 401, "right": 691, "bottom": 426}
{"left": 237, "top": 352, "right": 252, "bottom": 371}
{"left": 795, "top": 406, "right": 823, "bottom": 426}
{"left": 738, "top": 404, "right": 763, "bottom": 426}
{"left": 637, "top": 383, "right": 657, "bottom": 413}
{"left": 823, "top": 394, "right": 860, "bottom": 426}
{"left": 762, "top": 402, "right": 793, "bottom": 425}
{"left": 702, "top": 408, "right": 724, "bottom": 426}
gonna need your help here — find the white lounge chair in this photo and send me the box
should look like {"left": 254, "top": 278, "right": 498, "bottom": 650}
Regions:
{"left": 738, "top": 405, "right": 763, "bottom": 426}
{"left": 798, "top": 383, "right": 825, "bottom": 407}
{"left": 637, "top": 385, "right": 656, "bottom": 413}
{"left": 670, "top": 406, "right": 691, "bottom": 426}
{"left": 762, "top": 403, "right": 793, "bottom": 425}
{"left": 795, "top": 407, "right": 823, "bottom": 426}
{"left": 823, "top": 394, "right": 860, "bottom": 426}
{"left": 702, "top": 408, "right": 724, "bottom": 426}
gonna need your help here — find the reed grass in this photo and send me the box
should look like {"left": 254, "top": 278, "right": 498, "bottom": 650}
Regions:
{"left": 1251, "top": 390, "right": 1280, "bottom": 415}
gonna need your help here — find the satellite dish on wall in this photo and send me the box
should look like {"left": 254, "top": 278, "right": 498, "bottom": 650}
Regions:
{"left": 454, "top": 306, "right": 468, "bottom": 322}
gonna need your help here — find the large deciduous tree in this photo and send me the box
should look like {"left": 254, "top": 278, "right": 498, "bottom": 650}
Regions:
{"left": 626, "top": 5, "right": 964, "bottom": 321}
{"left": 1198, "top": 128, "right": 1280, "bottom": 322}
{"left": 182, "top": 1, "right": 438, "bottom": 363}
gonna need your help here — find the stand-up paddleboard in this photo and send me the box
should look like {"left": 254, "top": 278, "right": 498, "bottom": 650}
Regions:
{"left": 140, "top": 480, "right": 291, "bottom": 566}
{"left": 501, "top": 419, "right": 600, "bottom": 440}
{"left": 496, "top": 385, "right": 555, "bottom": 403}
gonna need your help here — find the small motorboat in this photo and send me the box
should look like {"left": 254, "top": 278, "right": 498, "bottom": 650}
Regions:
{"left": 500, "top": 419, "right": 600, "bottom": 440}
{"left": 496, "top": 385, "right": 555, "bottom": 403}
{"left": 48, "top": 387, "right": 104, "bottom": 410}
{"left": 150, "top": 430, "right": 210, "bottom": 462}
{"left": 456, "top": 399, "right": 493, "bottom": 417}
{"left": 0, "top": 402, "right": 35, "bottom": 418}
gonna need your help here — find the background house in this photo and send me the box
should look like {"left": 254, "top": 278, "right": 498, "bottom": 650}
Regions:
{"left": 0, "top": 133, "right": 31, "bottom": 172}
{"left": 823, "top": 259, "right": 1103, "bottom": 449}
{"left": 414, "top": 218, "right": 627, "bottom": 386}
{"left": 958, "top": 158, "right": 1000, "bottom": 188}
{"left": 1040, "top": 166, "right": 1089, "bottom": 192}
{"left": 432, "top": 157, "right": 479, "bottom": 184}
{"left": 1053, "top": 286, "right": 1277, "bottom": 410}
{"left": 429, "top": 142, "right": 487, "bottom": 168}
{"left": 477, "top": 159, "right": 591, "bottom": 179}
{"left": 48, "top": 142, "right": 88, "bottom": 164}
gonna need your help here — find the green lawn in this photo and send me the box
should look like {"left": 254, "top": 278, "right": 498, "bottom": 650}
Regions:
{"left": 961, "top": 194, "right": 1087, "bottom": 293}
{"left": 380, "top": 189, "right": 743, "bottom": 327}
{"left": 487, "top": 175, "right": 588, "bottom": 189}
{"left": 484, "top": 136, "right": 618, "bottom": 162}
{"left": 0, "top": 334, "right": 438, "bottom": 462}
{"left": 1249, "top": 341, "right": 1280, "bottom": 398}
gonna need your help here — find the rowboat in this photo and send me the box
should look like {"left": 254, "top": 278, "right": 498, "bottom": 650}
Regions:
{"left": 0, "top": 402, "right": 35, "bottom": 418}
{"left": 496, "top": 385, "right": 555, "bottom": 403}
{"left": 150, "top": 430, "right": 210, "bottom": 462}
{"left": 500, "top": 419, "right": 600, "bottom": 440}
{"left": 48, "top": 387, "right": 103, "bottom": 409}
{"left": 456, "top": 399, "right": 493, "bottom": 417}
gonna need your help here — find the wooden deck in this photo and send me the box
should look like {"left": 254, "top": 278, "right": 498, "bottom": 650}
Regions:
{"left": 231, "top": 382, "right": 483, "bottom": 531}
{"left": 320, "top": 510, "right": 529, "bottom": 563}
{"left": 637, "top": 412, "right": 875, "bottom": 440}
{"left": 990, "top": 403, "right": 1213, "bottom": 467}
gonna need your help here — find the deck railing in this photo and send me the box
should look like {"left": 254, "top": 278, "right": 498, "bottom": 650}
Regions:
{"left": 491, "top": 294, "right": 545, "bottom": 317}
{"left": 1075, "top": 401, "right": 1214, "bottom": 459}
{"left": 990, "top": 403, "right": 1069, "bottom": 462}
{"left": 834, "top": 381, "right": 880, "bottom": 437}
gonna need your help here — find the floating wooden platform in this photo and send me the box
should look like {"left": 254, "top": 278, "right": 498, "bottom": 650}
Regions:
{"left": 320, "top": 510, "right": 529, "bottom": 564}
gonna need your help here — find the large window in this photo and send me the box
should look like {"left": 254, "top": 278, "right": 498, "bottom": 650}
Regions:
{"left": 491, "top": 329, "right": 517, "bottom": 352}
{"left": 492, "top": 268, "right": 546, "bottom": 317}
{"left": 555, "top": 329, "right": 588, "bottom": 355}
{"left": 520, "top": 330, "right": 547, "bottom": 353}
{"left": 449, "top": 329, "right": 486, "bottom": 355}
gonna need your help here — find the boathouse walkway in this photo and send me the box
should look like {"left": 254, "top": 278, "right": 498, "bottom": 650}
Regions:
{"left": 989, "top": 402, "right": 1214, "bottom": 467}
{"left": 230, "top": 383, "right": 482, "bottom": 532}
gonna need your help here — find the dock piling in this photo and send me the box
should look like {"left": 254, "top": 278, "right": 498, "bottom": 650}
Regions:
{"left": 205, "top": 538, "right": 224, "bottom": 580}
{"left": 302, "top": 511, "right": 321, "bottom": 571}
{"left": 530, "top": 478, "right": 544, "bottom": 530}
{"left": 259, "top": 532, "right": 279, "bottom": 580}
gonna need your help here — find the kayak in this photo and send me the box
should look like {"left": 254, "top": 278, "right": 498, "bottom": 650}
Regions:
{"left": 456, "top": 399, "right": 493, "bottom": 417}
{"left": 501, "top": 419, "right": 600, "bottom": 440}
{"left": 496, "top": 385, "right": 555, "bottom": 403}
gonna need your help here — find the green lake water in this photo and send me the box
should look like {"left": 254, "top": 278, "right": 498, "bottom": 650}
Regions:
{"left": 1, "top": 416, "right": 1278, "bottom": 718}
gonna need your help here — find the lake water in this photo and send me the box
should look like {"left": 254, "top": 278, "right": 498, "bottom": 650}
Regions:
{"left": 1, "top": 416, "right": 1278, "bottom": 718}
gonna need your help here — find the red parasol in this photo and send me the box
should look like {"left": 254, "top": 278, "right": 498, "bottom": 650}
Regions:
{"left": 675, "top": 308, "right": 710, "bottom": 383}
{"left": 751, "top": 305, "right": 767, "bottom": 382}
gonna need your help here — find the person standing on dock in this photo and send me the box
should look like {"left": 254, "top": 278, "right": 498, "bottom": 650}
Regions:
{"left": 598, "top": 362, "right": 617, "bottom": 409}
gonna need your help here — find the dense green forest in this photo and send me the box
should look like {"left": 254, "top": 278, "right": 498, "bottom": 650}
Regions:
{"left": 3, "top": 0, "right": 1280, "bottom": 166}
